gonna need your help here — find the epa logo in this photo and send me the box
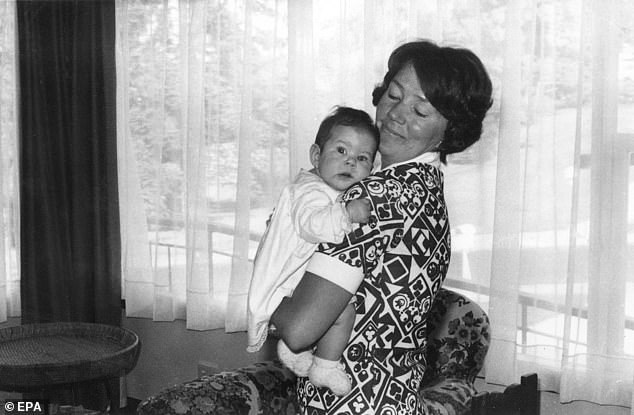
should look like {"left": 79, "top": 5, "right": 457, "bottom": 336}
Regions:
{"left": 4, "top": 400, "right": 46, "bottom": 413}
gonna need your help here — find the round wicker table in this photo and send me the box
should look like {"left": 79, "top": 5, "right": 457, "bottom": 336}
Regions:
{"left": 0, "top": 322, "right": 140, "bottom": 411}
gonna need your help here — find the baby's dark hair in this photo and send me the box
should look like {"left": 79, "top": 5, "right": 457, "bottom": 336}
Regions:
{"left": 372, "top": 40, "right": 493, "bottom": 163}
{"left": 314, "top": 106, "right": 379, "bottom": 151}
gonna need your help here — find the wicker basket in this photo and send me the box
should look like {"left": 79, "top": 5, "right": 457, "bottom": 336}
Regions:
{"left": 0, "top": 322, "right": 140, "bottom": 390}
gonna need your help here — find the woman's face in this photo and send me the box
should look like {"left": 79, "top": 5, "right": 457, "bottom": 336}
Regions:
{"left": 375, "top": 63, "right": 448, "bottom": 167}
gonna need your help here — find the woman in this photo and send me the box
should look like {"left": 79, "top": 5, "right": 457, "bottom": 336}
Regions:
{"left": 271, "top": 39, "right": 493, "bottom": 414}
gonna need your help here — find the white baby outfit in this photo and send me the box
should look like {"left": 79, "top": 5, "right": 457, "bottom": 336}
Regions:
{"left": 246, "top": 169, "right": 352, "bottom": 352}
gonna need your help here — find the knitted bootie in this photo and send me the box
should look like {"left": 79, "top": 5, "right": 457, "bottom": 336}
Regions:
{"left": 308, "top": 357, "right": 351, "bottom": 396}
{"left": 277, "top": 339, "right": 314, "bottom": 377}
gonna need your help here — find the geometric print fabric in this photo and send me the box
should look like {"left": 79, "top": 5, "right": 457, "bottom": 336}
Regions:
{"left": 297, "top": 162, "right": 451, "bottom": 415}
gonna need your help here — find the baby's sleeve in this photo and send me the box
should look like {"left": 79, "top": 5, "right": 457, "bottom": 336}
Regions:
{"left": 290, "top": 185, "right": 352, "bottom": 244}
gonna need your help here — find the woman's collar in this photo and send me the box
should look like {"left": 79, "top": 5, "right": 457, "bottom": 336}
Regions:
{"left": 380, "top": 152, "right": 440, "bottom": 170}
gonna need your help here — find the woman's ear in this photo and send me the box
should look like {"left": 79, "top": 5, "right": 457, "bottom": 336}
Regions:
{"left": 309, "top": 144, "right": 321, "bottom": 169}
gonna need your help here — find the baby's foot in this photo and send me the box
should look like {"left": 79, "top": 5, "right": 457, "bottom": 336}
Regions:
{"left": 277, "top": 340, "right": 314, "bottom": 377}
{"left": 308, "top": 359, "right": 351, "bottom": 396}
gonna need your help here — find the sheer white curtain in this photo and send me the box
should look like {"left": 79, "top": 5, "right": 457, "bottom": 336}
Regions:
{"left": 459, "top": 0, "right": 634, "bottom": 410}
{"left": 0, "top": 0, "right": 19, "bottom": 323}
{"left": 116, "top": 0, "right": 289, "bottom": 330}
{"left": 116, "top": 0, "right": 634, "bottom": 409}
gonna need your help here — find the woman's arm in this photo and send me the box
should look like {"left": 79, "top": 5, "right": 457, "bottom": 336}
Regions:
{"left": 270, "top": 271, "right": 353, "bottom": 352}
{"left": 274, "top": 179, "right": 391, "bottom": 352}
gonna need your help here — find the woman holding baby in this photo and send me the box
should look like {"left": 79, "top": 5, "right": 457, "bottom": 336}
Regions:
{"left": 271, "top": 39, "right": 493, "bottom": 414}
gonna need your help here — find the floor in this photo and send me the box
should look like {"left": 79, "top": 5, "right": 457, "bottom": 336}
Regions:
{"left": 474, "top": 377, "right": 632, "bottom": 415}
{"left": 52, "top": 398, "right": 140, "bottom": 414}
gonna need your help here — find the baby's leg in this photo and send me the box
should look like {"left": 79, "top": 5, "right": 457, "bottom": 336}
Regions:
{"left": 309, "top": 302, "right": 356, "bottom": 396}
{"left": 315, "top": 302, "right": 356, "bottom": 360}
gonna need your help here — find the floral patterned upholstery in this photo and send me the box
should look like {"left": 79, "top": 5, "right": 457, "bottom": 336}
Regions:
{"left": 137, "top": 288, "right": 490, "bottom": 415}
{"left": 137, "top": 360, "right": 297, "bottom": 415}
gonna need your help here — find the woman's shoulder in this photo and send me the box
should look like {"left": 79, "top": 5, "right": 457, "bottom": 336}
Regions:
{"left": 340, "top": 162, "right": 443, "bottom": 204}
{"left": 365, "top": 162, "right": 443, "bottom": 187}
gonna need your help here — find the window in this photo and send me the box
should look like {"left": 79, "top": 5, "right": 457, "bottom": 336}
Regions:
{"left": 116, "top": 0, "right": 634, "bottom": 407}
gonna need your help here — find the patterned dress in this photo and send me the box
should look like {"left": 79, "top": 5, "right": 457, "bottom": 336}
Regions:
{"left": 298, "top": 158, "right": 451, "bottom": 415}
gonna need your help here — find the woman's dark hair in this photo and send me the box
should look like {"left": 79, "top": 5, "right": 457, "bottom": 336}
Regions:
{"left": 372, "top": 40, "right": 493, "bottom": 163}
{"left": 314, "top": 106, "right": 380, "bottom": 152}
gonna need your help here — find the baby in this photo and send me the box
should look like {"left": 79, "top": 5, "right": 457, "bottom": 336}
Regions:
{"left": 247, "top": 106, "right": 378, "bottom": 396}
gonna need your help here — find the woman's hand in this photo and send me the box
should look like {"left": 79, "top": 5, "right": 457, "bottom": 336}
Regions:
{"left": 346, "top": 199, "right": 372, "bottom": 224}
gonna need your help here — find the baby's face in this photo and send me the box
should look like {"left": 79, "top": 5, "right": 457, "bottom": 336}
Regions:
{"left": 311, "top": 125, "right": 377, "bottom": 191}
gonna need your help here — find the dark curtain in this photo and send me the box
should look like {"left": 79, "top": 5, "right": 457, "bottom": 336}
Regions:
{"left": 18, "top": 0, "right": 120, "bottom": 327}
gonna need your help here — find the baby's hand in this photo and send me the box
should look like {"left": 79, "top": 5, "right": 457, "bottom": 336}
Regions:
{"left": 346, "top": 199, "right": 372, "bottom": 224}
